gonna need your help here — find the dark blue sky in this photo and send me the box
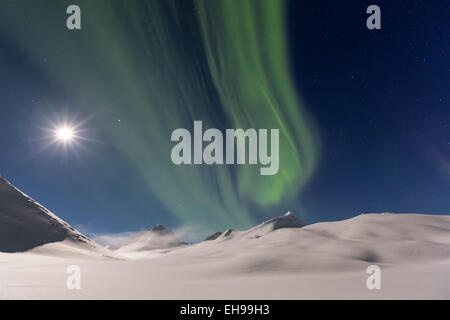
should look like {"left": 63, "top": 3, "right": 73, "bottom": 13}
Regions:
{"left": 0, "top": 0, "right": 449, "bottom": 237}
{"left": 289, "top": 0, "right": 450, "bottom": 221}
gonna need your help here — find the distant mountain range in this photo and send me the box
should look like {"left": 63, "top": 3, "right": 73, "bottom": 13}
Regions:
{"left": 0, "top": 175, "right": 310, "bottom": 254}
{"left": 115, "top": 211, "right": 307, "bottom": 253}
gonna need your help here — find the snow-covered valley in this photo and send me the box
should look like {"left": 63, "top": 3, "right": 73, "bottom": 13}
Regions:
{"left": 1, "top": 176, "right": 450, "bottom": 299}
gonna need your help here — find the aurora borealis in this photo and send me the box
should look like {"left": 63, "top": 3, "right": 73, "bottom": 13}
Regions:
{"left": 0, "top": 0, "right": 318, "bottom": 231}
{"left": 0, "top": 0, "right": 449, "bottom": 237}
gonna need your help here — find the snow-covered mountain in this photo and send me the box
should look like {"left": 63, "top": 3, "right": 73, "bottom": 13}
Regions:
{"left": 116, "top": 211, "right": 307, "bottom": 255}
{"left": 116, "top": 224, "right": 187, "bottom": 253}
{"left": 0, "top": 176, "right": 105, "bottom": 255}
{"left": 203, "top": 232, "right": 223, "bottom": 241}
{"left": 213, "top": 211, "right": 306, "bottom": 241}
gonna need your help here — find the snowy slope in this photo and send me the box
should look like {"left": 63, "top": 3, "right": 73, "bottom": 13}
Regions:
{"left": 0, "top": 176, "right": 106, "bottom": 255}
{"left": 1, "top": 211, "right": 450, "bottom": 299}
{"left": 214, "top": 211, "right": 306, "bottom": 241}
{"left": 165, "top": 212, "right": 450, "bottom": 274}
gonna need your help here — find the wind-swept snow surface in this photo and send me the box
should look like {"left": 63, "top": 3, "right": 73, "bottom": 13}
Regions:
{"left": 0, "top": 179, "right": 450, "bottom": 299}
{"left": 1, "top": 212, "right": 450, "bottom": 299}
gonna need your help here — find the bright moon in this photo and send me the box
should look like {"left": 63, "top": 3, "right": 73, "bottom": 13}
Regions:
{"left": 56, "top": 127, "right": 74, "bottom": 142}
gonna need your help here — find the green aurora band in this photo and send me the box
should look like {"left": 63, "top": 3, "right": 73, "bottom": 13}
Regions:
{"left": 0, "top": 0, "right": 319, "bottom": 230}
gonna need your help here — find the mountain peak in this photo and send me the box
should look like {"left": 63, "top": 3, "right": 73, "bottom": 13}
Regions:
{"left": 0, "top": 175, "right": 101, "bottom": 253}
{"left": 265, "top": 211, "right": 306, "bottom": 230}
{"left": 150, "top": 224, "right": 168, "bottom": 232}
{"left": 117, "top": 224, "right": 186, "bottom": 253}
{"left": 204, "top": 212, "right": 306, "bottom": 242}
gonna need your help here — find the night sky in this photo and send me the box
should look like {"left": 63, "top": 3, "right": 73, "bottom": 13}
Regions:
{"left": 0, "top": 0, "right": 449, "bottom": 240}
